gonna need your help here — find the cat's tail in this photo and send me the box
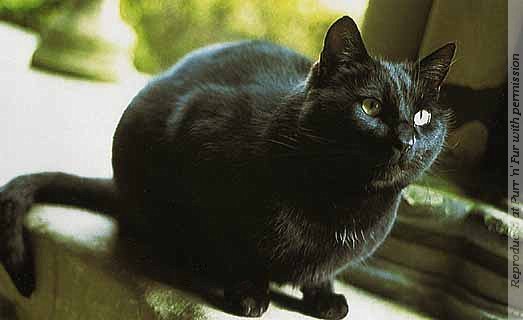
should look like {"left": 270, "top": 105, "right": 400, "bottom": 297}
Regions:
{"left": 0, "top": 172, "right": 119, "bottom": 297}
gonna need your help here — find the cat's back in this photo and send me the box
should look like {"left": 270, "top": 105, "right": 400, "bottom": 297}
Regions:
{"left": 113, "top": 41, "right": 311, "bottom": 205}
{"left": 125, "top": 40, "right": 312, "bottom": 121}
{"left": 158, "top": 40, "right": 312, "bottom": 89}
{"left": 121, "top": 41, "right": 312, "bottom": 132}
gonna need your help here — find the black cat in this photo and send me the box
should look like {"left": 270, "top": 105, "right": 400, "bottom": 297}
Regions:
{"left": 0, "top": 16, "right": 455, "bottom": 319}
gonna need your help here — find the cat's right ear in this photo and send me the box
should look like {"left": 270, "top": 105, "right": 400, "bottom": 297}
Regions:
{"left": 318, "top": 16, "right": 369, "bottom": 80}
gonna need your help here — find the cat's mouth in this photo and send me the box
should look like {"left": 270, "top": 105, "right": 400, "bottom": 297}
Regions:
{"left": 370, "top": 152, "right": 429, "bottom": 189}
{"left": 371, "top": 166, "right": 411, "bottom": 189}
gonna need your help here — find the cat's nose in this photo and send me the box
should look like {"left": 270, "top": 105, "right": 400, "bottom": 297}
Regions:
{"left": 393, "top": 133, "right": 416, "bottom": 153}
{"left": 394, "top": 123, "right": 416, "bottom": 151}
{"left": 391, "top": 124, "right": 416, "bottom": 162}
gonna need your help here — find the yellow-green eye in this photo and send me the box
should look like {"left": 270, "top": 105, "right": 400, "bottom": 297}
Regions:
{"left": 360, "top": 98, "right": 381, "bottom": 117}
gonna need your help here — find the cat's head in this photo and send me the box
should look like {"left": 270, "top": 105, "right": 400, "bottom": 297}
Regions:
{"left": 299, "top": 16, "right": 455, "bottom": 191}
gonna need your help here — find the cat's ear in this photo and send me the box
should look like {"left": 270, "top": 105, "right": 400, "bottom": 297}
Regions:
{"left": 318, "top": 16, "right": 369, "bottom": 79}
{"left": 418, "top": 42, "right": 456, "bottom": 90}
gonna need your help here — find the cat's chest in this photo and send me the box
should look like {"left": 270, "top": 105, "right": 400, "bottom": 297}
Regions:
{"left": 267, "top": 193, "right": 400, "bottom": 284}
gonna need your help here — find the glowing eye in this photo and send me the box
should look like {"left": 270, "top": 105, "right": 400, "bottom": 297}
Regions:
{"left": 360, "top": 98, "right": 381, "bottom": 117}
{"left": 414, "top": 109, "right": 431, "bottom": 126}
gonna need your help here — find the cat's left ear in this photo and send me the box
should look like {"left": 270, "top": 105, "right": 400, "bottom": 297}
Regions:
{"left": 318, "top": 16, "right": 369, "bottom": 80}
{"left": 418, "top": 42, "right": 456, "bottom": 90}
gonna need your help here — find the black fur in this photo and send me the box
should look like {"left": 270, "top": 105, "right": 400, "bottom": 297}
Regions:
{"left": 0, "top": 16, "right": 455, "bottom": 319}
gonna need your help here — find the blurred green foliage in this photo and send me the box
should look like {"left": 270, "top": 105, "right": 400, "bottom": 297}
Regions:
{"left": 120, "top": 0, "right": 344, "bottom": 73}
{"left": 1, "top": 0, "right": 365, "bottom": 74}
{"left": 2, "top": 0, "right": 45, "bottom": 10}
{"left": 0, "top": 0, "right": 62, "bottom": 30}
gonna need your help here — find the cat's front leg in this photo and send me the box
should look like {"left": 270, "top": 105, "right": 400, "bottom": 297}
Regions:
{"left": 224, "top": 275, "right": 270, "bottom": 317}
{"left": 301, "top": 280, "right": 348, "bottom": 320}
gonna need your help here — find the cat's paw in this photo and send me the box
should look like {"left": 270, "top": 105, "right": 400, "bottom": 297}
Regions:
{"left": 0, "top": 186, "right": 36, "bottom": 297}
{"left": 230, "top": 294, "right": 270, "bottom": 317}
{"left": 224, "top": 282, "right": 270, "bottom": 317}
{"left": 304, "top": 293, "right": 348, "bottom": 320}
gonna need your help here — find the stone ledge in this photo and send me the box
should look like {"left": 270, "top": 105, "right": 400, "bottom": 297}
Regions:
{"left": 0, "top": 206, "right": 429, "bottom": 320}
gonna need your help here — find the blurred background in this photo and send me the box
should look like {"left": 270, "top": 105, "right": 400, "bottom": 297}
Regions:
{"left": 0, "top": 1, "right": 515, "bottom": 319}
{"left": 0, "top": 0, "right": 367, "bottom": 75}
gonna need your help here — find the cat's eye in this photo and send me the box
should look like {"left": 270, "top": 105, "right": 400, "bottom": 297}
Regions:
{"left": 360, "top": 98, "right": 381, "bottom": 117}
{"left": 414, "top": 109, "right": 431, "bottom": 126}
